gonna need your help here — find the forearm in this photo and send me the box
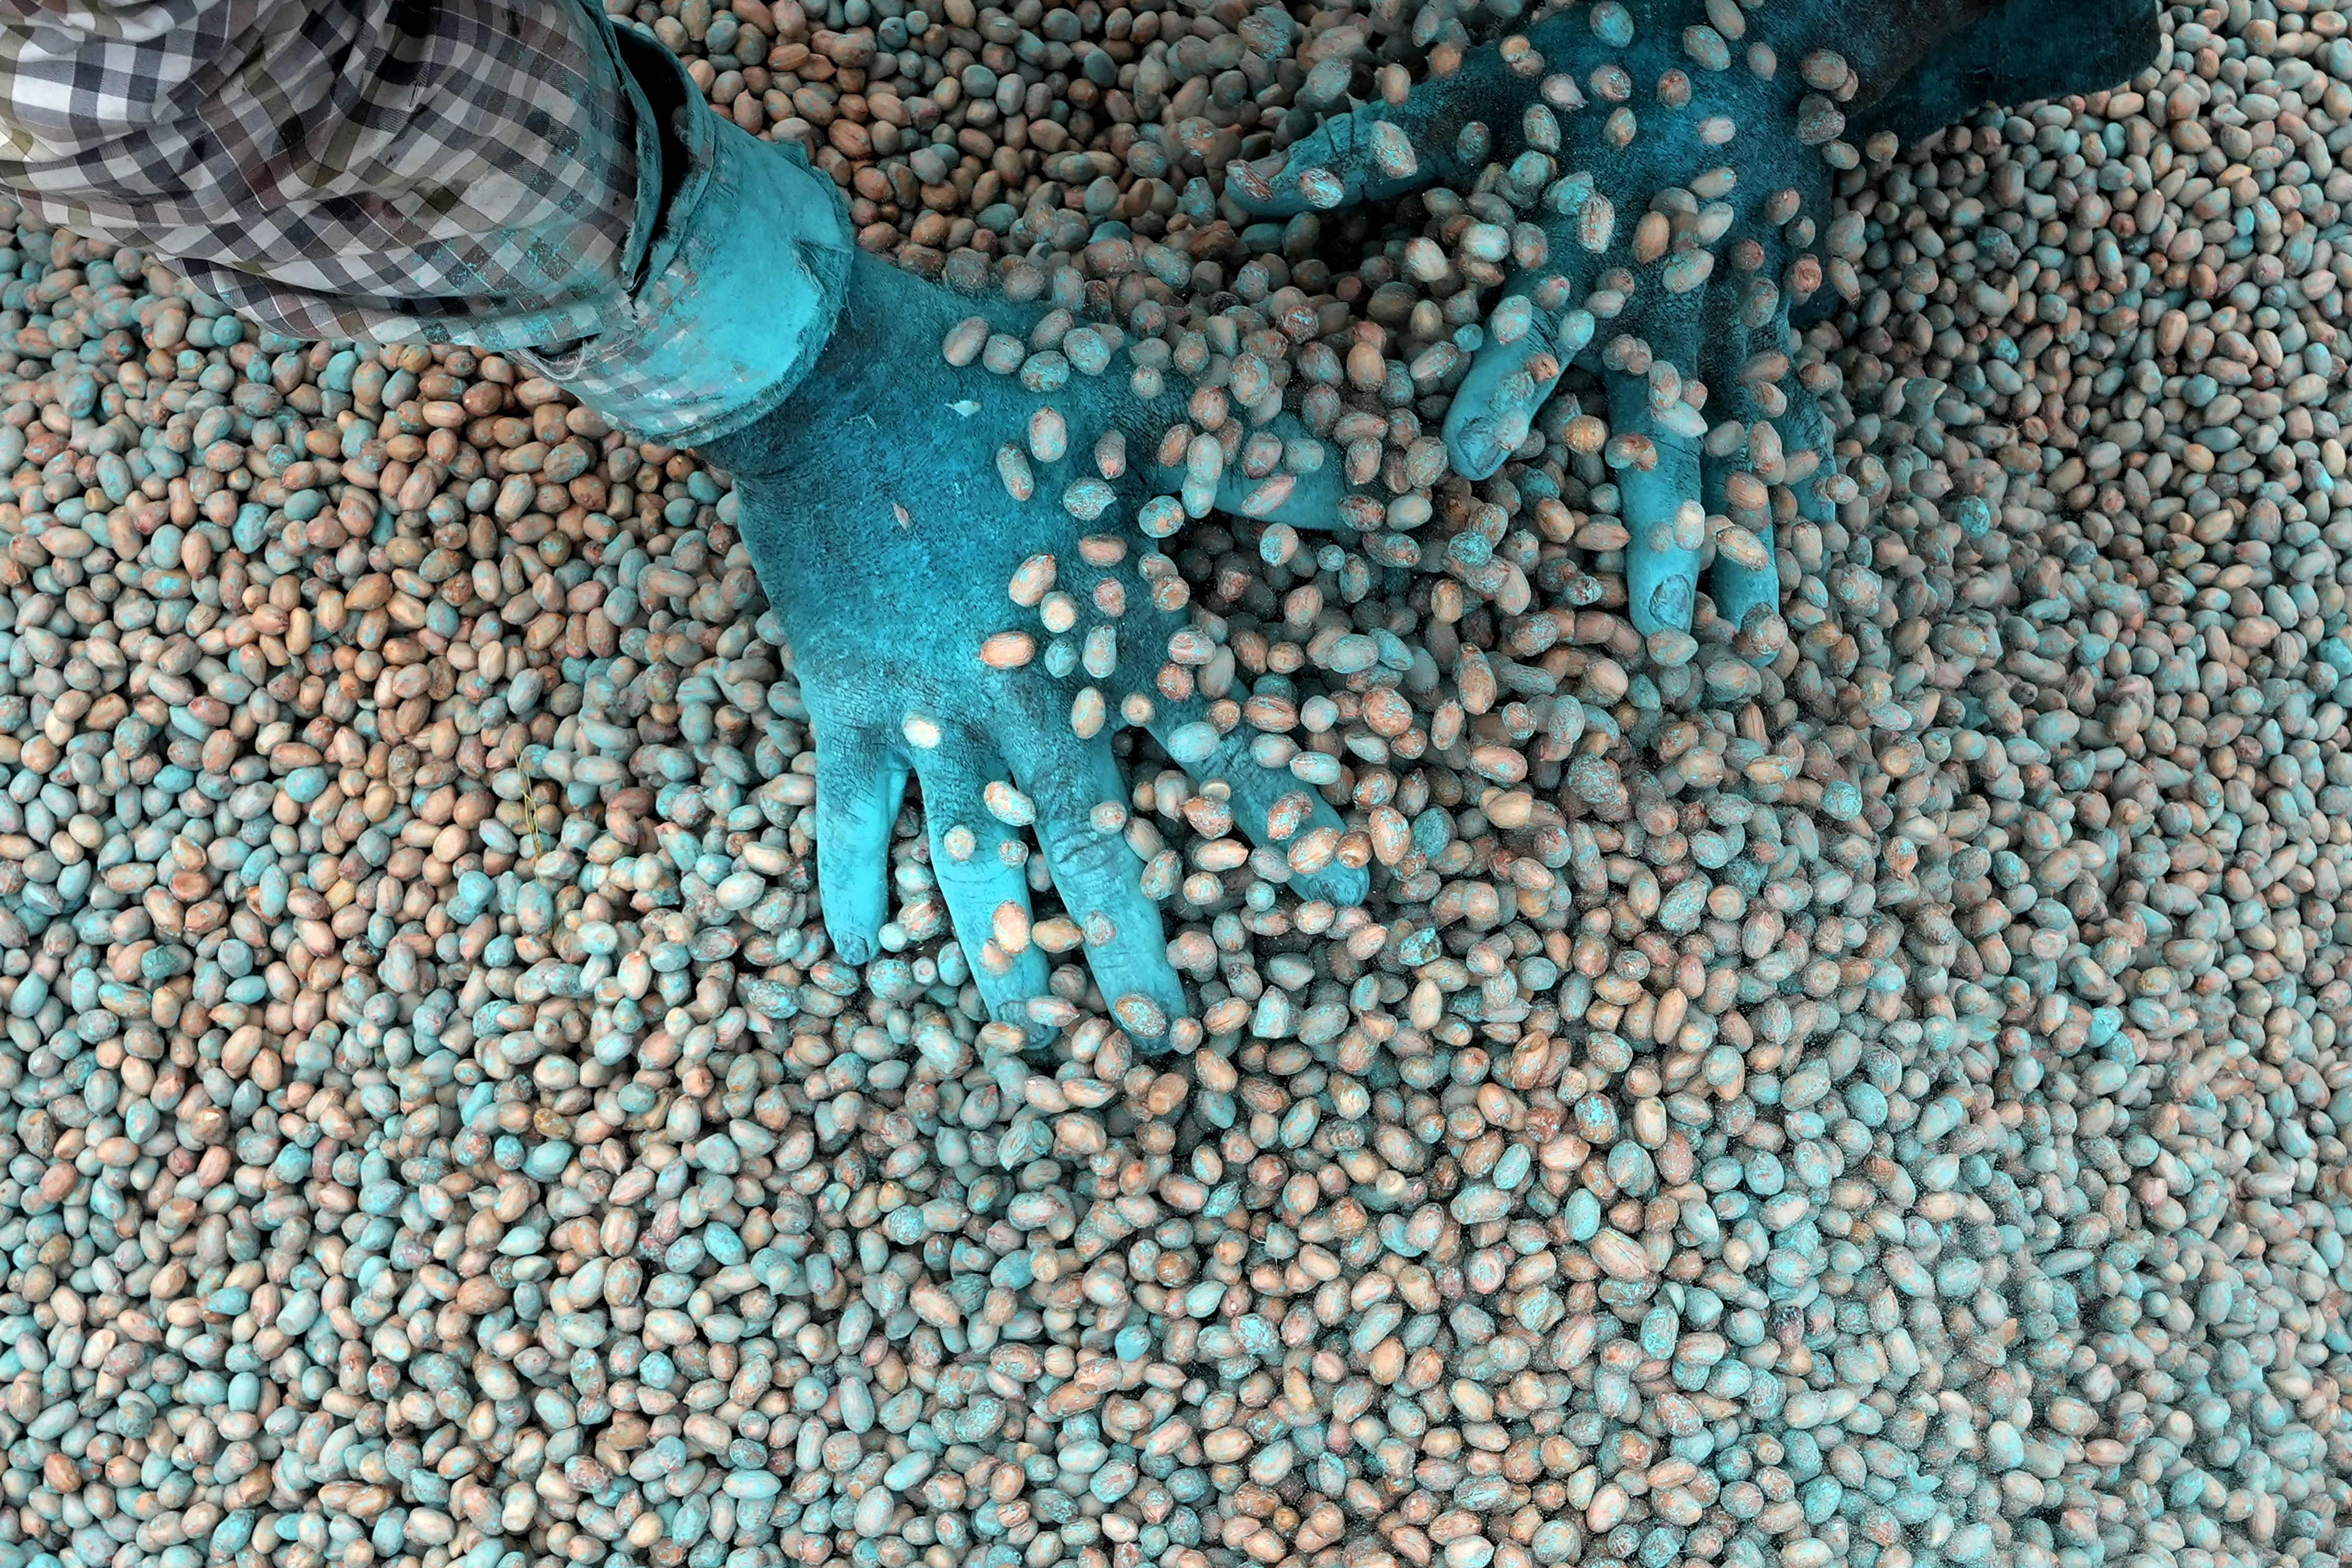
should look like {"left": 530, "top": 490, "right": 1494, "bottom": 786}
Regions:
{"left": 0, "top": 0, "right": 655, "bottom": 352}
{"left": 1793, "top": 0, "right": 2003, "bottom": 102}
{"left": 0, "top": 0, "right": 851, "bottom": 441}
{"left": 1616, "top": 0, "right": 1999, "bottom": 104}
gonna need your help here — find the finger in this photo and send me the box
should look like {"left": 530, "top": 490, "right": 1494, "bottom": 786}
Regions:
{"left": 912, "top": 735, "right": 1053, "bottom": 1032}
{"left": 1008, "top": 723, "right": 1187, "bottom": 1045}
{"left": 1226, "top": 99, "right": 1455, "bottom": 218}
{"left": 1755, "top": 381, "right": 1849, "bottom": 604}
{"left": 1139, "top": 410, "right": 1353, "bottom": 532}
{"left": 1152, "top": 705, "right": 1371, "bottom": 908}
{"left": 1696, "top": 355, "right": 1781, "bottom": 636}
{"left": 1442, "top": 280, "right": 1594, "bottom": 481}
{"left": 812, "top": 722, "right": 910, "bottom": 965}
{"left": 1702, "top": 439, "right": 1781, "bottom": 635}
{"left": 1613, "top": 396, "right": 1704, "bottom": 640}
{"left": 1601, "top": 313, "right": 1707, "bottom": 641}
{"left": 1775, "top": 380, "right": 1842, "bottom": 527}
{"left": 1133, "top": 406, "right": 1377, "bottom": 543}
{"left": 1694, "top": 315, "right": 1775, "bottom": 634}
{"left": 1220, "top": 459, "right": 1348, "bottom": 534}
{"left": 1702, "top": 375, "right": 1845, "bottom": 637}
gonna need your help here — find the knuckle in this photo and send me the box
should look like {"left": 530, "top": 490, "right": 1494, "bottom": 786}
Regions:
{"left": 932, "top": 854, "right": 1004, "bottom": 898}
{"left": 1045, "top": 826, "right": 1132, "bottom": 889}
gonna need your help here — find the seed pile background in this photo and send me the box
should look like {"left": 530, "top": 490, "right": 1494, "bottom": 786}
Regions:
{"left": 0, "top": 4, "right": 2346, "bottom": 1568}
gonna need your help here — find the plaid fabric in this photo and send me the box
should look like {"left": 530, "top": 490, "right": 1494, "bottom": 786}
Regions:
{"left": 0, "top": 0, "right": 651, "bottom": 354}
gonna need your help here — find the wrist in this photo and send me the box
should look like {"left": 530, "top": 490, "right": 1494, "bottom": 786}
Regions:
{"left": 696, "top": 249, "right": 952, "bottom": 478}
{"left": 526, "top": 26, "right": 854, "bottom": 445}
{"left": 1779, "top": 0, "right": 2002, "bottom": 107}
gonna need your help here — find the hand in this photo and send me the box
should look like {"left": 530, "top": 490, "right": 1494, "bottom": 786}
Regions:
{"left": 700, "top": 251, "right": 1369, "bottom": 1048}
{"left": 1228, "top": 0, "right": 2154, "bottom": 643}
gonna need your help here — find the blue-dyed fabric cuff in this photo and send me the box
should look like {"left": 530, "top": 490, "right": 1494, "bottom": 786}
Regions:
{"left": 524, "top": 25, "right": 853, "bottom": 446}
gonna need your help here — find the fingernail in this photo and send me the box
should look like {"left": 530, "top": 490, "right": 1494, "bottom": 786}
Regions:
{"left": 1645, "top": 574, "right": 1694, "bottom": 633}
{"left": 1450, "top": 436, "right": 1503, "bottom": 482}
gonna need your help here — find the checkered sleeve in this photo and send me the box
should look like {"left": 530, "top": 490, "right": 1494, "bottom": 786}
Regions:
{"left": 0, "top": 0, "right": 654, "bottom": 353}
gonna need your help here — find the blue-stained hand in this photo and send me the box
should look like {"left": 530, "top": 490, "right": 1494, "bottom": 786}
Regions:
{"left": 700, "top": 251, "right": 1369, "bottom": 1048}
{"left": 1226, "top": 0, "right": 2157, "bottom": 642}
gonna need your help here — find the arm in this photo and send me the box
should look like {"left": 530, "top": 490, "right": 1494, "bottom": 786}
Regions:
{"left": 1850, "top": 0, "right": 2164, "bottom": 143}
{"left": 0, "top": 0, "right": 650, "bottom": 351}
{"left": 0, "top": 0, "right": 850, "bottom": 440}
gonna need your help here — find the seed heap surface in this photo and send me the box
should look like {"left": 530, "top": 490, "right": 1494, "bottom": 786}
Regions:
{"left": 0, "top": 7, "right": 2348, "bottom": 1568}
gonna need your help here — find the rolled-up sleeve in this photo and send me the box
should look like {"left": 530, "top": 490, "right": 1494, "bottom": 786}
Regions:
{"left": 0, "top": 0, "right": 656, "bottom": 352}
